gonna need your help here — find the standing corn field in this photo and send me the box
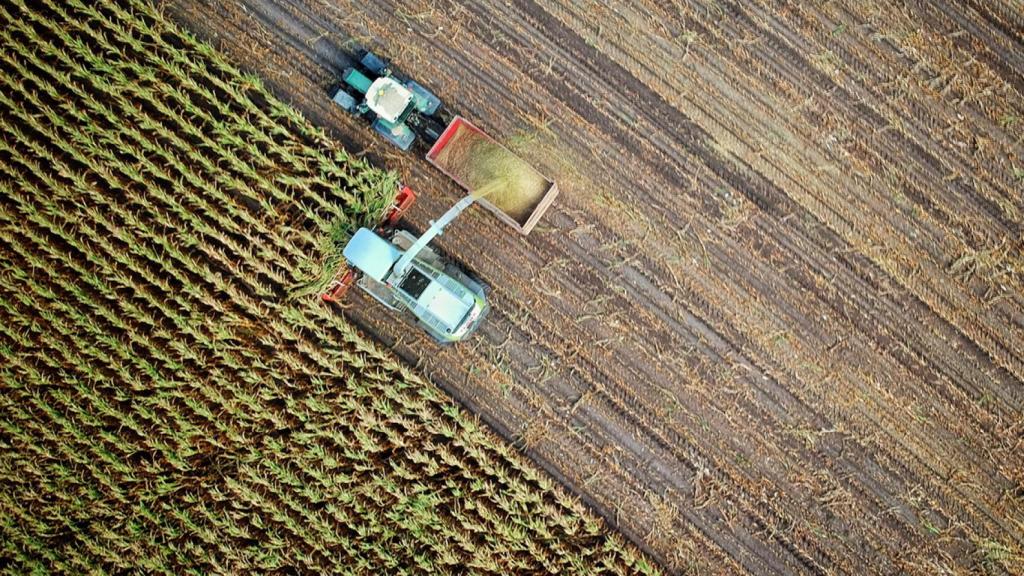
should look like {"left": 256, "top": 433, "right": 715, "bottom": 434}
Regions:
{"left": 0, "top": 0, "right": 659, "bottom": 573}
{"left": 162, "top": 0, "right": 1024, "bottom": 573}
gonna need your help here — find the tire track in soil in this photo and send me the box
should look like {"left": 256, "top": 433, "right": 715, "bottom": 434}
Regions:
{"left": 163, "top": 0, "right": 1024, "bottom": 573}
{"left": 389, "top": 0, "right": 1015, "bottom": 565}
{"left": 569, "top": 0, "right": 1024, "bottom": 557}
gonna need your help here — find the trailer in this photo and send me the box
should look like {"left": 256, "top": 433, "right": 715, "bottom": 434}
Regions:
{"left": 427, "top": 116, "right": 558, "bottom": 235}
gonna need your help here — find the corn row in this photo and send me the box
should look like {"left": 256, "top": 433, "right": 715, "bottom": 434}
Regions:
{"left": 0, "top": 1, "right": 659, "bottom": 574}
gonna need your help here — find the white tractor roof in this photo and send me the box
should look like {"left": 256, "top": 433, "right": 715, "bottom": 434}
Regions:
{"left": 366, "top": 77, "right": 413, "bottom": 124}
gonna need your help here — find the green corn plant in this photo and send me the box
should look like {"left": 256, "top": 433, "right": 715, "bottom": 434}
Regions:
{"left": 0, "top": 2, "right": 663, "bottom": 573}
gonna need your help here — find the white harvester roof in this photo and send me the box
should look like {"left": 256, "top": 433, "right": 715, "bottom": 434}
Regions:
{"left": 343, "top": 228, "right": 400, "bottom": 282}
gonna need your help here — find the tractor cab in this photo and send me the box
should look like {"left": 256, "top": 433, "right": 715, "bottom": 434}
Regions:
{"left": 332, "top": 51, "right": 447, "bottom": 150}
{"left": 365, "top": 77, "right": 414, "bottom": 124}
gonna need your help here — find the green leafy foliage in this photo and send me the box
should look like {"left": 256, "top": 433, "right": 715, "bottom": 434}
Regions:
{"left": 0, "top": 0, "right": 658, "bottom": 574}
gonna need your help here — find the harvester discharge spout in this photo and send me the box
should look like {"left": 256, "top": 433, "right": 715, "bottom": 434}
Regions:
{"left": 392, "top": 194, "right": 475, "bottom": 279}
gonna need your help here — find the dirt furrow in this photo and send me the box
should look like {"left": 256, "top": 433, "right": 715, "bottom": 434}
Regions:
{"left": 162, "top": 0, "right": 1024, "bottom": 573}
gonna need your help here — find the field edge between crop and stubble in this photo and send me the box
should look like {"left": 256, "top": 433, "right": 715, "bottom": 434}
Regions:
{"left": 0, "top": 0, "right": 662, "bottom": 573}
{"left": 154, "top": 0, "right": 1024, "bottom": 574}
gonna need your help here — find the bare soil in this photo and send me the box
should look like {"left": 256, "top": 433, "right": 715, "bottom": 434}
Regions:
{"left": 162, "top": 0, "right": 1024, "bottom": 573}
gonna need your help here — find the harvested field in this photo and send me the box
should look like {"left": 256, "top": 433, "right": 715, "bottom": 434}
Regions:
{"left": 162, "top": 0, "right": 1024, "bottom": 574}
{"left": 0, "top": 1, "right": 659, "bottom": 573}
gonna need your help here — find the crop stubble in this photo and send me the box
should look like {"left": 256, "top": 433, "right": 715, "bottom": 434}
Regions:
{"left": 162, "top": 0, "right": 1023, "bottom": 574}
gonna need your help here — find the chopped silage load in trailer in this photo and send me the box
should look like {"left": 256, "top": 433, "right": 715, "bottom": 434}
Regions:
{"left": 428, "top": 117, "right": 559, "bottom": 234}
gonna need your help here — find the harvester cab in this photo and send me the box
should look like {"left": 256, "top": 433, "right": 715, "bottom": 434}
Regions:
{"left": 331, "top": 51, "right": 449, "bottom": 150}
{"left": 324, "top": 189, "right": 489, "bottom": 344}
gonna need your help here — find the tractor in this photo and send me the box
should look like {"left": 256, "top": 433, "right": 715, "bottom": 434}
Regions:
{"left": 324, "top": 49, "right": 558, "bottom": 343}
{"left": 331, "top": 51, "right": 449, "bottom": 150}
{"left": 323, "top": 188, "right": 489, "bottom": 344}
